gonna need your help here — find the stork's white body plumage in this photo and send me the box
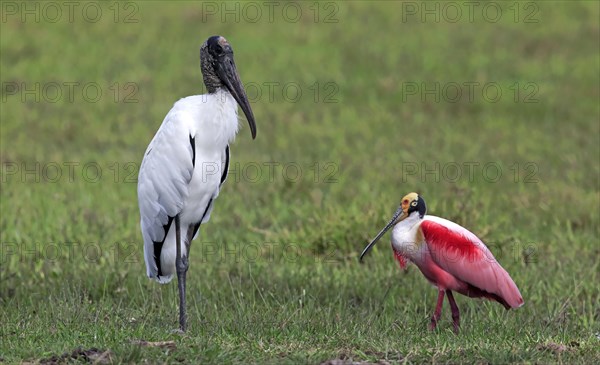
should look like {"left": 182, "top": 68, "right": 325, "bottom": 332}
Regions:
{"left": 138, "top": 35, "right": 256, "bottom": 332}
{"left": 138, "top": 90, "right": 239, "bottom": 283}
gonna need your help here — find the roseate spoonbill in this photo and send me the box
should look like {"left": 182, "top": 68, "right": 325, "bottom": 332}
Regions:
{"left": 138, "top": 36, "right": 257, "bottom": 332}
{"left": 360, "top": 192, "right": 523, "bottom": 332}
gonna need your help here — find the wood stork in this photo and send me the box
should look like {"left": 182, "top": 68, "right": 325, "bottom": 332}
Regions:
{"left": 360, "top": 192, "right": 523, "bottom": 332}
{"left": 137, "top": 36, "right": 256, "bottom": 332}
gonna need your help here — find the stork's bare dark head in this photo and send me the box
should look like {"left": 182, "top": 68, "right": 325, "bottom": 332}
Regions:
{"left": 200, "top": 35, "right": 257, "bottom": 139}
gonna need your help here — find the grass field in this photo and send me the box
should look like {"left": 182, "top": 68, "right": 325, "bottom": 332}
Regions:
{"left": 1, "top": 1, "right": 599, "bottom": 363}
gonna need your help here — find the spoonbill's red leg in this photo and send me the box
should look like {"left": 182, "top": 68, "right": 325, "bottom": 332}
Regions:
{"left": 430, "top": 289, "right": 445, "bottom": 330}
{"left": 447, "top": 290, "right": 460, "bottom": 333}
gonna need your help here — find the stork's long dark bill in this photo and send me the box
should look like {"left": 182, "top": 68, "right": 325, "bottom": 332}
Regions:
{"left": 359, "top": 206, "right": 405, "bottom": 262}
{"left": 216, "top": 54, "right": 257, "bottom": 139}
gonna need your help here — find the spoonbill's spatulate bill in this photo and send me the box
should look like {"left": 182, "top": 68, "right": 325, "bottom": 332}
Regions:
{"left": 137, "top": 36, "right": 256, "bottom": 332}
{"left": 360, "top": 192, "right": 523, "bottom": 332}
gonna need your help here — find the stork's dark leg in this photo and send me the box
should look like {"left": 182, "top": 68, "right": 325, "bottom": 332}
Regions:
{"left": 446, "top": 290, "right": 460, "bottom": 333}
{"left": 175, "top": 215, "right": 188, "bottom": 332}
{"left": 430, "top": 289, "right": 445, "bottom": 331}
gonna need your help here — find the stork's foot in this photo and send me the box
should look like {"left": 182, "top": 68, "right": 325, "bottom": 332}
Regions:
{"left": 176, "top": 257, "right": 188, "bottom": 332}
{"left": 170, "top": 328, "right": 185, "bottom": 335}
{"left": 174, "top": 214, "right": 189, "bottom": 333}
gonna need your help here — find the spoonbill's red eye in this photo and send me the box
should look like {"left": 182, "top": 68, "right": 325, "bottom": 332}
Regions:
{"left": 403, "top": 199, "right": 409, "bottom": 204}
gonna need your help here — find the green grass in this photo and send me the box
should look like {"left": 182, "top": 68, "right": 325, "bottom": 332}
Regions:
{"left": 1, "top": 1, "right": 599, "bottom": 363}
